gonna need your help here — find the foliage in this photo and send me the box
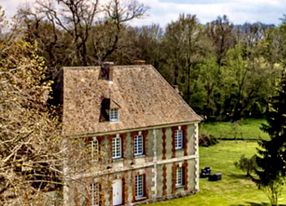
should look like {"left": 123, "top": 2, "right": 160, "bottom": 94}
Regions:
{"left": 10, "top": 3, "right": 284, "bottom": 121}
{"left": 254, "top": 70, "right": 286, "bottom": 206}
{"left": 199, "top": 133, "right": 218, "bottom": 147}
{"left": 150, "top": 141, "right": 286, "bottom": 206}
{"left": 234, "top": 155, "right": 257, "bottom": 177}
{"left": 0, "top": 39, "right": 62, "bottom": 204}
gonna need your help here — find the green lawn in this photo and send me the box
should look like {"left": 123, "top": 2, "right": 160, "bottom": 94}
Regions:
{"left": 150, "top": 141, "right": 286, "bottom": 206}
{"left": 200, "top": 119, "right": 269, "bottom": 140}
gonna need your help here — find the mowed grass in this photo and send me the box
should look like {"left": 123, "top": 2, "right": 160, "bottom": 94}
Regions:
{"left": 200, "top": 119, "right": 269, "bottom": 140}
{"left": 150, "top": 141, "right": 286, "bottom": 206}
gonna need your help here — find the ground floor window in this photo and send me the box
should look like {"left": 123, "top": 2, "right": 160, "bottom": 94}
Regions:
{"left": 135, "top": 174, "right": 144, "bottom": 198}
{"left": 176, "top": 166, "right": 184, "bottom": 187}
{"left": 91, "top": 182, "right": 100, "bottom": 206}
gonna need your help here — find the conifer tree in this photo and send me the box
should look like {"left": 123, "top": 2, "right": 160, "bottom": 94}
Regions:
{"left": 255, "top": 69, "right": 286, "bottom": 206}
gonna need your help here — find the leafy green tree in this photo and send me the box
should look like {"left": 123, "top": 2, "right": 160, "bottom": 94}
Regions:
{"left": 221, "top": 44, "right": 277, "bottom": 120}
{"left": 161, "top": 14, "right": 212, "bottom": 104}
{"left": 255, "top": 70, "right": 286, "bottom": 206}
{"left": 234, "top": 155, "right": 257, "bottom": 177}
{"left": 206, "top": 15, "right": 236, "bottom": 67}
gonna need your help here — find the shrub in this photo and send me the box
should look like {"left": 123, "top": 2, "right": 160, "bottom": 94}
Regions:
{"left": 234, "top": 155, "right": 257, "bottom": 177}
{"left": 199, "top": 133, "right": 218, "bottom": 147}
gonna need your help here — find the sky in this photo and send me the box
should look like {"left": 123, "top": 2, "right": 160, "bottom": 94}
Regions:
{"left": 1, "top": 0, "right": 286, "bottom": 27}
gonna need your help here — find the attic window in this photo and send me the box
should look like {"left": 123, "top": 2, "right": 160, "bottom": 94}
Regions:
{"left": 99, "top": 98, "right": 110, "bottom": 122}
{"left": 109, "top": 108, "right": 119, "bottom": 122}
{"left": 99, "top": 98, "right": 120, "bottom": 122}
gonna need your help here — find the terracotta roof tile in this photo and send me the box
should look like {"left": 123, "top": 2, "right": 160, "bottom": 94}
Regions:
{"left": 62, "top": 65, "right": 202, "bottom": 136}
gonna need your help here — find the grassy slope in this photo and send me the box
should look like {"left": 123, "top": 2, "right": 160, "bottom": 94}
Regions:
{"left": 200, "top": 119, "right": 269, "bottom": 140}
{"left": 150, "top": 141, "right": 286, "bottom": 206}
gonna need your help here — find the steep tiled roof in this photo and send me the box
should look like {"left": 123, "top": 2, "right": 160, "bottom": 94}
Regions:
{"left": 62, "top": 65, "right": 202, "bottom": 136}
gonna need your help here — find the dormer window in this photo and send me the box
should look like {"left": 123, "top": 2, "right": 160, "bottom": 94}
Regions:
{"left": 109, "top": 108, "right": 119, "bottom": 122}
{"left": 99, "top": 98, "right": 120, "bottom": 122}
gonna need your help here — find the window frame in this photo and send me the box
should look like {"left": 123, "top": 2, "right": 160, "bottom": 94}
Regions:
{"left": 91, "top": 137, "right": 99, "bottom": 161}
{"left": 176, "top": 166, "right": 184, "bottom": 187}
{"left": 91, "top": 182, "right": 100, "bottom": 206}
{"left": 135, "top": 174, "right": 144, "bottom": 198}
{"left": 112, "top": 135, "right": 122, "bottom": 159}
{"left": 134, "top": 135, "right": 144, "bottom": 157}
{"left": 109, "top": 108, "right": 119, "bottom": 122}
{"left": 175, "top": 129, "right": 183, "bottom": 150}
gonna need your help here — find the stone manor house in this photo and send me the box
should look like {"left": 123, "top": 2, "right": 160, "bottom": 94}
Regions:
{"left": 61, "top": 63, "right": 202, "bottom": 205}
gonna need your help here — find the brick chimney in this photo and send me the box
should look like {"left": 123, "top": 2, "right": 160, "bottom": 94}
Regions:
{"left": 133, "top": 59, "right": 146, "bottom": 65}
{"left": 100, "top": 62, "right": 114, "bottom": 81}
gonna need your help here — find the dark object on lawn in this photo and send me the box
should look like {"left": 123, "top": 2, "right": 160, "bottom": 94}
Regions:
{"left": 200, "top": 167, "right": 212, "bottom": 178}
{"left": 208, "top": 172, "right": 222, "bottom": 181}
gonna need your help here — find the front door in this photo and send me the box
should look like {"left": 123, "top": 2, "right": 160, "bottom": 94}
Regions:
{"left": 112, "top": 179, "right": 122, "bottom": 206}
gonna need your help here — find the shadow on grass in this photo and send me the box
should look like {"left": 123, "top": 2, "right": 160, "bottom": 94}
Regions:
{"left": 228, "top": 173, "right": 251, "bottom": 180}
{"left": 231, "top": 202, "right": 286, "bottom": 206}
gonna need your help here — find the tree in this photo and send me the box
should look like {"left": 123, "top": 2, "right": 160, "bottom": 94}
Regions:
{"left": 162, "top": 14, "right": 211, "bottom": 104}
{"left": 206, "top": 15, "right": 236, "bottom": 67}
{"left": 36, "top": 0, "right": 147, "bottom": 66}
{"left": 234, "top": 155, "right": 257, "bottom": 177}
{"left": 255, "top": 69, "right": 286, "bottom": 206}
{"left": 221, "top": 44, "right": 276, "bottom": 121}
{"left": 36, "top": 0, "right": 100, "bottom": 66}
{"left": 0, "top": 37, "right": 62, "bottom": 204}
{"left": 90, "top": 0, "right": 147, "bottom": 64}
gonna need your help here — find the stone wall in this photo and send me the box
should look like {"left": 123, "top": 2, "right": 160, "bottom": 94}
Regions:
{"left": 65, "top": 123, "right": 199, "bottom": 206}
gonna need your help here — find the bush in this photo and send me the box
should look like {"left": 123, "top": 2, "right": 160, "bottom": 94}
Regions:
{"left": 234, "top": 155, "right": 257, "bottom": 177}
{"left": 199, "top": 133, "right": 218, "bottom": 147}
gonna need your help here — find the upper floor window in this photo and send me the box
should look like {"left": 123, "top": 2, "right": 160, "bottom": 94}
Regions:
{"left": 134, "top": 135, "right": 144, "bottom": 156}
{"left": 109, "top": 108, "right": 119, "bottom": 122}
{"left": 176, "top": 166, "right": 184, "bottom": 187}
{"left": 175, "top": 129, "right": 183, "bottom": 150}
{"left": 135, "top": 174, "right": 145, "bottom": 198}
{"left": 112, "top": 135, "right": 121, "bottom": 159}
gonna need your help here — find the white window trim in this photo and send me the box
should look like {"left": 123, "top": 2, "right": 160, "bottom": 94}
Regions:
{"left": 176, "top": 166, "right": 184, "bottom": 187}
{"left": 134, "top": 135, "right": 144, "bottom": 156}
{"left": 109, "top": 108, "right": 119, "bottom": 122}
{"left": 91, "top": 182, "right": 100, "bottom": 206}
{"left": 112, "top": 134, "right": 122, "bottom": 159}
{"left": 175, "top": 129, "right": 183, "bottom": 150}
{"left": 135, "top": 174, "right": 144, "bottom": 198}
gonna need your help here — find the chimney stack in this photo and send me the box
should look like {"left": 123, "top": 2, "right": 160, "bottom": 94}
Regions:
{"left": 100, "top": 62, "right": 114, "bottom": 81}
{"left": 133, "top": 59, "right": 146, "bottom": 65}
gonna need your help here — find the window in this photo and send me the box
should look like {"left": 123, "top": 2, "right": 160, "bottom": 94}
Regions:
{"left": 91, "top": 137, "right": 98, "bottom": 161}
{"left": 91, "top": 182, "right": 100, "bottom": 206}
{"left": 135, "top": 174, "right": 144, "bottom": 198}
{"left": 175, "top": 129, "right": 183, "bottom": 150}
{"left": 112, "top": 135, "right": 121, "bottom": 159}
{"left": 134, "top": 135, "right": 144, "bottom": 156}
{"left": 109, "top": 108, "right": 119, "bottom": 122}
{"left": 176, "top": 166, "right": 184, "bottom": 187}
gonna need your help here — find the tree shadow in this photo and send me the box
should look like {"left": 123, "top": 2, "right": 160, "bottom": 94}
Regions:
{"left": 228, "top": 173, "right": 251, "bottom": 180}
{"left": 230, "top": 202, "right": 286, "bottom": 206}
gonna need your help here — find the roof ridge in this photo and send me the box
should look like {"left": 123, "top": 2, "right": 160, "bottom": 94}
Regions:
{"left": 62, "top": 64, "right": 153, "bottom": 70}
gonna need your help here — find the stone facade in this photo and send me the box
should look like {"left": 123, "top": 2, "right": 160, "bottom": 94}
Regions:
{"left": 65, "top": 123, "right": 199, "bottom": 206}
{"left": 61, "top": 65, "right": 202, "bottom": 206}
